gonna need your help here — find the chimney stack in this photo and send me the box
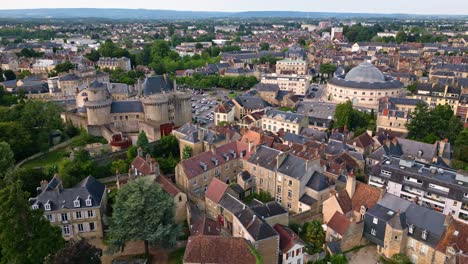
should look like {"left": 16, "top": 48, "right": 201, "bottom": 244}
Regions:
{"left": 40, "top": 180, "right": 48, "bottom": 194}
{"left": 346, "top": 170, "right": 356, "bottom": 198}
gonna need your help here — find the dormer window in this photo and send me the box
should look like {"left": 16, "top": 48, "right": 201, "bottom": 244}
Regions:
{"left": 422, "top": 230, "right": 428, "bottom": 240}
{"left": 408, "top": 224, "right": 414, "bottom": 234}
{"left": 85, "top": 195, "right": 92, "bottom": 207}
{"left": 44, "top": 201, "right": 51, "bottom": 211}
{"left": 74, "top": 197, "right": 80, "bottom": 208}
{"left": 32, "top": 203, "right": 39, "bottom": 210}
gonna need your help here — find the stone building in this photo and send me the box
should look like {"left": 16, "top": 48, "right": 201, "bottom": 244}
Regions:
{"left": 325, "top": 62, "right": 404, "bottom": 109}
{"left": 30, "top": 175, "right": 107, "bottom": 246}
{"left": 376, "top": 97, "right": 425, "bottom": 134}
{"left": 276, "top": 59, "right": 308, "bottom": 75}
{"left": 65, "top": 75, "right": 191, "bottom": 142}
{"left": 261, "top": 73, "right": 311, "bottom": 95}
{"left": 97, "top": 57, "right": 131, "bottom": 71}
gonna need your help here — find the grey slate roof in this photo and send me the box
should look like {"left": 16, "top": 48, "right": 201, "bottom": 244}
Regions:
{"left": 142, "top": 76, "right": 174, "bottom": 96}
{"left": 277, "top": 154, "right": 313, "bottom": 180}
{"left": 306, "top": 172, "right": 331, "bottom": 191}
{"left": 249, "top": 201, "right": 287, "bottom": 219}
{"left": 247, "top": 145, "right": 282, "bottom": 171}
{"left": 32, "top": 176, "right": 105, "bottom": 212}
{"left": 234, "top": 96, "right": 270, "bottom": 110}
{"left": 299, "top": 194, "right": 317, "bottom": 205}
{"left": 266, "top": 110, "right": 305, "bottom": 124}
{"left": 111, "top": 101, "right": 144, "bottom": 113}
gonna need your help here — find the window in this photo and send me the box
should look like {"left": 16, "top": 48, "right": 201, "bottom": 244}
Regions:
{"left": 85, "top": 197, "right": 92, "bottom": 206}
{"left": 89, "top": 222, "right": 95, "bottom": 231}
{"left": 78, "top": 223, "right": 84, "bottom": 232}
{"left": 44, "top": 202, "right": 51, "bottom": 211}
{"left": 277, "top": 186, "right": 282, "bottom": 194}
{"left": 215, "top": 169, "right": 220, "bottom": 176}
{"left": 204, "top": 186, "right": 208, "bottom": 192}
{"left": 287, "top": 203, "right": 292, "bottom": 209}
{"left": 76, "top": 211, "right": 82, "bottom": 219}
{"left": 373, "top": 217, "right": 378, "bottom": 224}
{"left": 260, "top": 178, "right": 264, "bottom": 186}
{"left": 297, "top": 258, "right": 302, "bottom": 264}
{"left": 288, "top": 180, "right": 293, "bottom": 186}
{"left": 421, "top": 245, "right": 428, "bottom": 255}
{"left": 408, "top": 224, "right": 414, "bottom": 234}
{"left": 32, "top": 204, "right": 39, "bottom": 209}
{"left": 179, "top": 195, "right": 183, "bottom": 202}
{"left": 422, "top": 230, "right": 428, "bottom": 240}
{"left": 225, "top": 165, "right": 229, "bottom": 170}
{"left": 46, "top": 214, "right": 54, "bottom": 222}
{"left": 61, "top": 213, "right": 68, "bottom": 221}
{"left": 288, "top": 190, "right": 292, "bottom": 199}
{"left": 87, "top": 210, "right": 94, "bottom": 218}
{"left": 193, "top": 180, "right": 197, "bottom": 186}
{"left": 203, "top": 174, "right": 207, "bottom": 181}
{"left": 408, "top": 238, "right": 414, "bottom": 249}
{"left": 371, "top": 228, "right": 376, "bottom": 236}
{"left": 74, "top": 199, "right": 80, "bottom": 208}
{"left": 63, "top": 225, "right": 71, "bottom": 236}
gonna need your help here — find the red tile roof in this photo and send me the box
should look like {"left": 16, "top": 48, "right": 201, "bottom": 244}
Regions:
{"left": 437, "top": 219, "right": 468, "bottom": 254}
{"left": 336, "top": 190, "right": 353, "bottom": 213}
{"left": 184, "top": 235, "right": 256, "bottom": 264}
{"left": 350, "top": 132, "right": 375, "bottom": 149}
{"left": 351, "top": 182, "right": 381, "bottom": 212}
{"left": 181, "top": 141, "right": 251, "bottom": 179}
{"left": 273, "top": 224, "right": 305, "bottom": 253}
{"left": 205, "top": 178, "right": 228, "bottom": 204}
{"left": 155, "top": 176, "right": 180, "bottom": 197}
{"left": 328, "top": 212, "right": 351, "bottom": 236}
{"left": 131, "top": 156, "right": 158, "bottom": 175}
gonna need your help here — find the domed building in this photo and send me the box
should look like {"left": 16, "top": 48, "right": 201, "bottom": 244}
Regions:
{"left": 325, "top": 62, "right": 404, "bottom": 109}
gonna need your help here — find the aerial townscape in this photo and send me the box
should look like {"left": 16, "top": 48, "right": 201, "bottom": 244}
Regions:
{"left": 0, "top": 1, "right": 468, "bottom": 264}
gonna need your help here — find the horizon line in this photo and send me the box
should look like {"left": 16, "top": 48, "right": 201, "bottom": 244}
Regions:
{"left": 0, "top": 7, "right": 466, "bottom": 16}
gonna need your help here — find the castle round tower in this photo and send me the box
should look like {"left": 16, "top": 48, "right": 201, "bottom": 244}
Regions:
{"left": 173, "top": 92, "right": 192, "bottom": 126}
{"left": 142, "top": 93, "right": 169, "bottom": 124}
{"left": 84, "top": 81, "right": 112, "bottom": 126}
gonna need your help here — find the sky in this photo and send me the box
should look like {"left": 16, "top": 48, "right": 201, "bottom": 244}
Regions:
{"left": 1, "top": 0, "right": 468, "bottom": 15}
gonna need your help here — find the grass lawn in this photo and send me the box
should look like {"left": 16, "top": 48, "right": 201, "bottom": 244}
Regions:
{"left": 21, "top": 148, "right": 69, "bottom": 169}
{"left": 228, "top": 92, "right": 238, "bottom": 99}
{"left": 168, "top": 247, "right": 185, "bottom": 264}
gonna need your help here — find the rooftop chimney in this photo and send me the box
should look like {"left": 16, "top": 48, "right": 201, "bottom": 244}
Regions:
{"left": 40, "top": 180, "right": 48, "bottom": 194}
{"left": 346, "top": 171, "right": 356, "bottom": 198}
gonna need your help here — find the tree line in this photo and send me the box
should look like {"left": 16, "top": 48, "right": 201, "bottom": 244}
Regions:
{"left": 176, "top": 74, "right": 258, "bottom": 90}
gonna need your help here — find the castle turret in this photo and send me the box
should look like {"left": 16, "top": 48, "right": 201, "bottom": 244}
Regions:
{"left": 84, "top": 80, "right": 112, "bottom": 126}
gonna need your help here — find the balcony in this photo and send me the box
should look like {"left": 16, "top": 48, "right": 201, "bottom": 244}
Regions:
{"left": 422, "top": 197, "right": 446, "bottom": 208}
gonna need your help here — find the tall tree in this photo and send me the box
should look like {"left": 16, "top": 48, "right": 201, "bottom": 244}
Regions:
{"left": 136, "top": 131, "right": 150, "bottom": 154}
{"left": 3, "top": 70, "right": 16, "bottom": 81}
{"left": 182, "top": 145, "right": 193, "bottom": 160}
{"left": 0, "top": 180, "right": 64, "bottom": 263}
{"left": 302, "top": 220, "right": 325, "bottom": 253}
{"left": 46, "top": 240, "right": 102, "bottom": 264}
{"left": 107, "top": 178, "right": 181, "bottom": 255}
{"left": 333, "top": 101, "right": 353, "bottom": 129}
{"left": 0, "top": 141, "right": 14, "bottom": 178}
{"left": 406, "top": 104, "right": 463, "bottom": 143}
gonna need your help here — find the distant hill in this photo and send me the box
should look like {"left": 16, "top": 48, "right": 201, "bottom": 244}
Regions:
{"left": 0, "top": 8, "right": 464, "bottom": 20}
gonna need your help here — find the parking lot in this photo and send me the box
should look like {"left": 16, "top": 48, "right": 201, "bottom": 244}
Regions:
{"left": 189, "top": 88, "right": 248, "bottom": 126}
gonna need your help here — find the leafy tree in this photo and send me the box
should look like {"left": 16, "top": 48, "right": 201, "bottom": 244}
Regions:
{"left": 137, "top": 131, "right": 150, "bottom": 154}
{"left": 454, "top": 128, "right": 468, "bottom": 163}
{"left": 182, "top": 145, "right": 193, "bottom": 160}
{"left": 107, "top": 178, "right": 181, "bottom": 255}
{"left": 0, "top": 180, "right": 64, "bottom": 263}
{"left": 406, "top": 83, "right": 417, "bottom": 93}
{"left": 11, "top": 167, "right": 49, "bottom": 197}
{"left": 46, "top": 240, "right": 102, "bottom": 264}
{"left": 3, "top": 70, "right": 16, "bottom": 81}
{"left": 383, "top": 253, "right": 411, "bottom": 264}
{"left": 329, "top": 254, "right": 348, "bottom": 264}
{"left": 126, "top": 145, "right": 138, "bottom": 161}
{"left": 111, "top": 159, "right": 129, "bottom": 175}
{"left": 333, "top": 101, "right": 353, "bottom": 129}
{"left": 54, "top": 61, "right": 75, "bottom": 73}
{"left": 195, "top": 42, "right": 203, "bottom": 50}
{"left": 396, "top": 31, "right": 408, "bottom": 44}
{"left": 259, "top": 43, "right": 270, "bottom": 51}
{"left": 320, "top": 63, "right": 337, "bottom": 75}
{"left": 0, "top": 141, "right": 14, "bottom": 178}
{"left": 406, "top": 104, "right": 463, "bottom": 143}
{"left": 86, "top": 50, "right": 101, "bottom": 62}
{"left": 60, "top": 149, "right": 95, "bottom": 187}
{"left": 302, "top": 220, "right": 325, "bottom": 254}
{"left": 17, "top": 70, "right": 32, "bottom": 80}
